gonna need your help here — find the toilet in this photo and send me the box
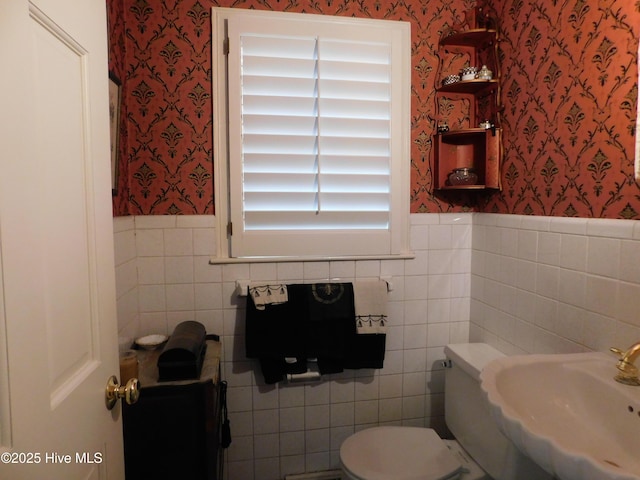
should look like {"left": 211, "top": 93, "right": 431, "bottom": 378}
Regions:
{"left": 340, "top": 343, "right": 552, "bottom": 480}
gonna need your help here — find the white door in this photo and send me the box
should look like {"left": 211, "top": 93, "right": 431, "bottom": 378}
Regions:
{"left": 0, "top": 0, "right": 125, "bottom": 479}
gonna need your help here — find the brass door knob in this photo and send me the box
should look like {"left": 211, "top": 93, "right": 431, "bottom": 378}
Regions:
{"left": 105, "top": 375, "right": 140, "bottom": 410}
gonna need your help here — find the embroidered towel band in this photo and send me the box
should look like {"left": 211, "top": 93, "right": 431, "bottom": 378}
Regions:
{"left": 354, "top": 279, "right": 388, "bottom": 334}
{"left": 248, "top": 284, "right": 288, "bottom": 311}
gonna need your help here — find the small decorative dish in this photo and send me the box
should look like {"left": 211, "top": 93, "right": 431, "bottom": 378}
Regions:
{"left": 460, "top": 66, "right": 478, "bottom": 81}
{"left": 448, "top": 167, "right": 478, "bottom": 186}
{"left": 442, "top": 74, "right": 460, "bottom": 86}
{"left": 135, "top": 334, "right": 169, "bottom": 350}
{"left": 477, "top": 64, "right": 492, "bottom": 80}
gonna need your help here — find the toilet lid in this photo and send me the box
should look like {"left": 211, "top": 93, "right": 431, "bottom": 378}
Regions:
{"left": 340, "top": 426, "right": 463, "bottom": 480}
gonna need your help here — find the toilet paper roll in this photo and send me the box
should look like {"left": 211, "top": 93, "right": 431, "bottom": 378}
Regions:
{"left": 286, "top": 370, "right": 321, "bottom": 383}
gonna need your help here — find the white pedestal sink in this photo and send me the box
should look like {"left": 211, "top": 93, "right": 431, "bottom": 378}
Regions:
{"left": 480, "top": 351, "right": 640, "bottom": 480}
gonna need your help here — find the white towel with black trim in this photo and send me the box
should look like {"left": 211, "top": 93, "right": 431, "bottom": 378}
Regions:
{"left": 248, "top": 284, "right": 288, "bottom": 311}
{"left": 354, "top": 279, "right": 388, "bottom": 334}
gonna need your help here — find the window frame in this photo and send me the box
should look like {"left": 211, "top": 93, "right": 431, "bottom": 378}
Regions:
{"left": 211, "top": 7, "right": 412, "bottom": 262}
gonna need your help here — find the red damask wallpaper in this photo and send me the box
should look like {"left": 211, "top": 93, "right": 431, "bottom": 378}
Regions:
{"left": 107, "top": 0, "right": 640, "bottom": 219}
{"left": 484, "top": 0, "right": 640, "bottom": 218}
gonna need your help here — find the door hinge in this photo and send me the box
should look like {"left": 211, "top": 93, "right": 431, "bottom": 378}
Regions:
{"left": 223, "top": 38, "right": 229, "bottom": 55}
{"left": 227, "top": 222, "right": 233, "bottom": 236}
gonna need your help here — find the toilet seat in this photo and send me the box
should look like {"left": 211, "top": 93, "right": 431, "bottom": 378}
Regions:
{"left": 340, "top": 426, "right": 463, "bottom": 480}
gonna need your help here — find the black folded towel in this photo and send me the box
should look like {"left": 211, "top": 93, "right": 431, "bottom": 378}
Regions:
{"left": 345, "top": 334, "right": 386, "bottom": 369}
{"left": 245, "top": 281, "right": 384, "bottom": 383}
{"left": 305, "top": 283, "right": 355, "bottom": 374}
{"left": 246, "top": 284, "right": 307, "bottom": 383}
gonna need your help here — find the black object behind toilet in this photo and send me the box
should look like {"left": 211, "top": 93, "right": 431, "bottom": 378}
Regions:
{"left": 157, "top": 320, "right": 207, "bottom": 381}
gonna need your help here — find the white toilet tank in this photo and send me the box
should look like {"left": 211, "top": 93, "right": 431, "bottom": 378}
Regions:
{"left": 444, "top": 344, "right": 552, "bottom": 480}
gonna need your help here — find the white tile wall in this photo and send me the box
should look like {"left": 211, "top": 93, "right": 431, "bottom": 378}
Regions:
{"left": 113, "top": 212, "right": 640, "bottom": 480}
{"left": 113, "top": 216, "right": 138, "bottom": 351}
{"left": 113, "top": 213, "right": 472, "bottom": 479}
{"left": 470, "top": 214, "right": 640, "bottom": 355}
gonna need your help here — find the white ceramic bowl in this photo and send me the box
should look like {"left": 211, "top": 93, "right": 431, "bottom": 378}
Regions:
{"left": 135, "top": 334, "right": 168, "bottom": 350}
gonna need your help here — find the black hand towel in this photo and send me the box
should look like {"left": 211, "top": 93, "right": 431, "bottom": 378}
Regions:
{"left": 246, "top": 284, "right": 307, "bottom": 383}
{"left": 305, "top": 283, "right": 355, "bottom": 374}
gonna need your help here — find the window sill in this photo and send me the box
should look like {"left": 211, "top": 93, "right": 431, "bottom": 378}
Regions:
{"left": 208, "top": 252, "right": 415, "bottom": 265}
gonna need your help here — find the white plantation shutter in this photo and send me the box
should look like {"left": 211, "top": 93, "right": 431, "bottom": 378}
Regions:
{"left": 241, "top": 36, "right": 391, "bottom": 230}
{"left": 219, "top": 9, "right": 410, "bottom": 258}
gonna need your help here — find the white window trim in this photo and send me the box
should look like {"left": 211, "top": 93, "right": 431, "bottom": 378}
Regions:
{"left": 211, "top": 7, "right": 412, "bottom": 262}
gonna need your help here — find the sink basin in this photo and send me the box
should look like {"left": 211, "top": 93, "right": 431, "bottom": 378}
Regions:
{"left": 480, "top": 351, "right": 640, "bottom": 480}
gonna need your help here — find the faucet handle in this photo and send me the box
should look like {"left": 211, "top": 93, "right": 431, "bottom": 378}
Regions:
{"left": 610, "top": 346, "right": 640, "bottom": 386}
{"left": 610, "top": 347, "right": 624, "bottom": 358}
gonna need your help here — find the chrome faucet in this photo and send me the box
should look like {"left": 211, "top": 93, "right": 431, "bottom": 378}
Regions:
{"left": 610, "top": 342, "right": 640, "bottom": 386}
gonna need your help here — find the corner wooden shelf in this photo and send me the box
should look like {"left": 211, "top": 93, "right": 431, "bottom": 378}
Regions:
{"left": 440, "top": 29, "right": 497, "bottom": 48}
{"left": 437, "top": 79, "right": 498, "bottom": 95}
{"left": 433, "top": 7, "right": 502, "bottom": 193}
{"left": 433, "top": 128, "right": 501, "bottom": 190}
